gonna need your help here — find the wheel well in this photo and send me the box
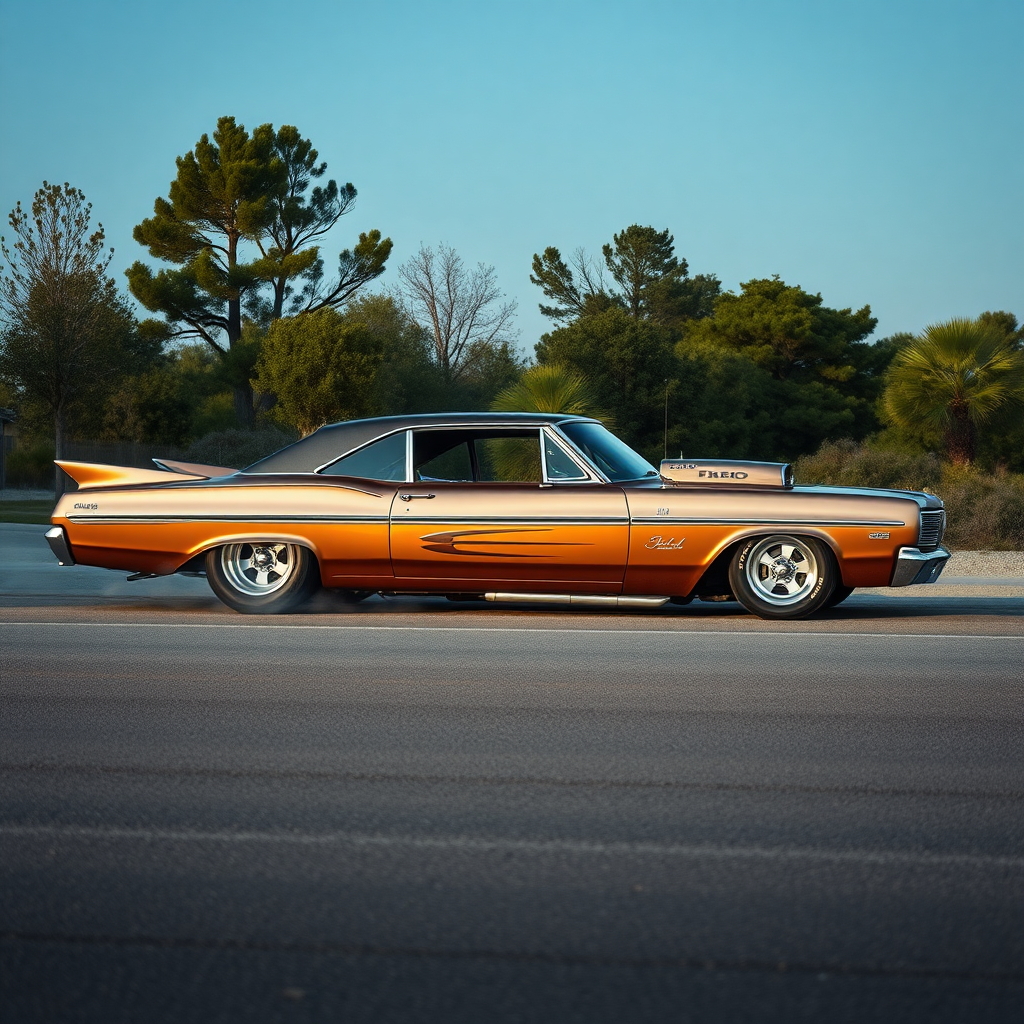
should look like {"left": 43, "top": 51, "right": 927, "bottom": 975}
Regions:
{"left": 691, "top": 541, "right": 743, "bottom": 597}
{"left": 176, "top": 541, "right": 321, "bottom": 577}
{"left": 691, "top": 532, "right": 841, "bottom": 597}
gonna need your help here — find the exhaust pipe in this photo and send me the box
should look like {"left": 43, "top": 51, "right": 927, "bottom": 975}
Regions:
{"left": 484, "top": 593, "right": 669, "bottom": 608}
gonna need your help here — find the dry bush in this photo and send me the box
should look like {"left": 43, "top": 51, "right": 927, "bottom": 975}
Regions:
{"left": 794, "top": 439, "right": 942, "bottom": 491}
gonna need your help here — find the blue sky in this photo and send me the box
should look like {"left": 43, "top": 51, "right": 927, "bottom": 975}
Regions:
{"left": 1, "top": 0, "right": 1020, "bottom": 355}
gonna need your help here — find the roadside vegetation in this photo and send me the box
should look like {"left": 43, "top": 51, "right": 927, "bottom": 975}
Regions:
{"left": 1, "top": 115, "right": 1022, "bottom": 545}
{"left": 0, "top": 499, "right": 54, "bottom": 525}
{"left": 795, "top": 441, "right": 1024, "bottom": 550}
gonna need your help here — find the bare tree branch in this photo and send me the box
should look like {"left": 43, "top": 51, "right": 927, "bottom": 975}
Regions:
{"left": 397, "top": 243, "right": 517, "bottom": 380}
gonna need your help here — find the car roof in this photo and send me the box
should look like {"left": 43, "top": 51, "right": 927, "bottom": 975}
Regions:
{"left": 244, "top": 412, "right": 595, "bottom": 474}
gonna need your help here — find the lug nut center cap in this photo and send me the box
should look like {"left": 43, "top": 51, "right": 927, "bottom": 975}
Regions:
{"left": 771, "top": 558, "right": 796, "bottom": 582}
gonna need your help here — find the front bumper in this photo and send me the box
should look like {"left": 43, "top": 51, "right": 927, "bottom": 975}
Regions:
{"left": 44, "top": 526, "right": 75, "bottom": 566}
{"left": 890, "top": 545, "right": 950, "bottom": 587}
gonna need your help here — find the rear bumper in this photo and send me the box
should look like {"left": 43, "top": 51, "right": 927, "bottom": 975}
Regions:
{"left": 44, "top": 526, "right": 75, "bottom": 566}
{"left": 890, "top": 545, "right": 950, "bottom": 587}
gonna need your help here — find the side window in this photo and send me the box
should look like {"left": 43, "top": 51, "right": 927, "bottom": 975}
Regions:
{"left": 476, "top": 436, "right": 543, "bottom": 483}
{"left": 320, "top": 431, "right": 407, "bottom": 480}
{"left": 410, "top": 428, "right": 547, "bottom": 483}
{"left": 544, "top": 435, "right": 589, "bottom": 481}
{"left": 418, "top": 441, "right": 473, "bottom": 481}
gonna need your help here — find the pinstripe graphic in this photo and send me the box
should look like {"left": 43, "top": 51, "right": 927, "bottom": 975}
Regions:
{"left": 418, "top": 527, "right": 592, "bottom": 558}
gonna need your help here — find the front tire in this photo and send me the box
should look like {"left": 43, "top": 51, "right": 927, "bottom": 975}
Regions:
{"left": 206, "top": 542, "right": 319, "bottom": 614}
{"left": 728, "top": 535, "right": 836, "bottom": 620}
{"left": 824, "top": 584, "right": 855, "bottom": 609}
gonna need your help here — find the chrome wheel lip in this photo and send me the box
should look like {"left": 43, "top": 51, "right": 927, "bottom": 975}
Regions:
{"left": 219, "top": 543, "right": 296, "bottom": 597}
{"left": 745, "top": 535, "right": 821, "bottom": 607}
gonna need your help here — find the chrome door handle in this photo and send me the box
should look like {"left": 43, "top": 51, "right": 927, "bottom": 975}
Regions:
{"left": 400, "top": 492, "right": 436, "bottom": 501}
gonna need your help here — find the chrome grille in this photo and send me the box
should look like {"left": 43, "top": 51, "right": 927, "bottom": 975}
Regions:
{"left": 918, "top": 509, "right": 946, "bottom": 552}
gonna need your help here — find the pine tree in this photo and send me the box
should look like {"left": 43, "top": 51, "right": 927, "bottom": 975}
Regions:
{"left": 128, "top": 117, "right": 391, "bottom": 425}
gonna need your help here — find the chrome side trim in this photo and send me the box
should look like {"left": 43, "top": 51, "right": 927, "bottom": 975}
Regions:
{"left": 66, "top": 514, "right": 391, "bottom": 525}
{"left": 44, "top": 526, "right": 75, "bottom": 565}
{"left": 394, "top": 516, "right": 630, "bottom": 526}
{"left": 890, "top": 545, "right": 952, "bottom": 587}
{"left": 630, "top": 517, "right": 907, "bottom": 528}
{"left": 485, "top": 592, "right": 669, "bottom": 608}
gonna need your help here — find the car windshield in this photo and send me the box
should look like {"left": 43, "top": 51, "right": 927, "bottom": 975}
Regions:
{"left": 559, "top": 422, "right": 659, "bottom": 482}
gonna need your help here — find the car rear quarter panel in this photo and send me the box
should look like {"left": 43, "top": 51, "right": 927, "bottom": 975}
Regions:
{"left": 53, "top": 477, "right": 396, "bottom": 584}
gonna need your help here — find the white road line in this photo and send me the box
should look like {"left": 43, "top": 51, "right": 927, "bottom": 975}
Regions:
{"left": 2, "top": 823, "right": 1020, "bottom": 869}
{"left": 0, "top": 621, "right": 1022, "bottom": 640}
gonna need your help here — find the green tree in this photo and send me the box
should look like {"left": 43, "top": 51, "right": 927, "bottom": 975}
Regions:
{"left": 0, "top": 182, "right": 152, "bottom": 495}
{"left": 98, "top": 362, "right": 195, "bottom": 447}
{"left": 974, "top": 312, "right": 1024, "bottom": 471}
{"left": 531, "top": 226, "right": 720, "bottom": 327}
{"left": 341, "top": 293, "right": 444, "bottom": 414}
{"left": 129, "top": 116, "right": 391, "bottom": 424}
{"left": 683, "top": 276, "right": 877, "bottom": 381}
{"left": 491, "top": 363, "right": 602, "bottom": 416}
{"left": 884, "top": 317, "right": 1024, "bottom": 465}
{"left": 682, "top": 276, "right": 882, "bottom": 449}
{"left": 977, "top": 310, "right": 1024, "bottom": 350}
{"left": 529, "top": 246, "right": 614, "bottom": 322}
{"left": 252, "top": 307, "right": 387, "bottom": 435}
{"left": 250, "top": 125, "right": 392, "bottom": 322}
{"left": 536, "top": 306, "right": 678, "bottom": 458}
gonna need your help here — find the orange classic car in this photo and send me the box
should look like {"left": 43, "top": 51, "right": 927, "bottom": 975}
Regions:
{"left": 45, "top": 413, "right": 950, "bottom": 619}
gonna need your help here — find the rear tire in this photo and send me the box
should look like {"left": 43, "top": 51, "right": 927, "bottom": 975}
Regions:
{"left": 728, "top": 535, "right": 836, "bottom": 620}
{"left": 206, "top": 542, "right": 319, "bottom": 614}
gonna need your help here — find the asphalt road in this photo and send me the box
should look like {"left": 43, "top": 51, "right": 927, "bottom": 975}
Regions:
{"left": 2, "top": 524, "right": 1023, "bottom": 1022}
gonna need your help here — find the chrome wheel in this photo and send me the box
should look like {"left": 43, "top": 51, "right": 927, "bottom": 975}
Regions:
{"left": 220, "top": 543, "right": 296, "bottom": 596}
{"left": 206, "top": 542, "right": 318, "bottom": 613}
{"left": 745, "top": 536, "right": 820, "bottom": 606}
{"left": 728, "top": 534, "right": 836, "bottom": 620}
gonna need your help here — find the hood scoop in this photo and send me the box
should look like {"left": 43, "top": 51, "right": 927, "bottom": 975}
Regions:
{"left": 660, "top": 459, "right": 794, "bottom": 488}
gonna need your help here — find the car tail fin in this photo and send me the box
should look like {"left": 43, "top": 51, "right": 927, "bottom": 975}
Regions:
{"left": 151, "top": 458, "right": 238, "bottom": 478}
{"left": 55, "top": 461, "right": 208, "bottom": 490}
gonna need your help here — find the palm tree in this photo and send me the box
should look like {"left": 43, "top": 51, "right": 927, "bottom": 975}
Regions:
{"left": 491, "top": 363, "right": 602, "bottom": 417}
{"left": 487, "top": 364, "right": 605, "bottom": 481}
{"left": 884, "top": 318, "right": 1024, "bottom": 465}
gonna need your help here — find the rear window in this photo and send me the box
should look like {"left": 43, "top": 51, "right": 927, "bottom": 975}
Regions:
{"left": 319, "top": 431, "right": 407, "bottom": 480}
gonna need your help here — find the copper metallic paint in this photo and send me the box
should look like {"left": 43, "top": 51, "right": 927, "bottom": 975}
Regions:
{"left": 49, "top": 414, "right": 947, "bottom": 612}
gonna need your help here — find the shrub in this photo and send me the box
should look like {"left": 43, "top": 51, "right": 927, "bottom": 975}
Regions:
{"left": 794, "top": 439, "right": 1024, "bottom": 550}
{"left": 3, "top": 439, "right": 56, "bottom": 489}
{"left": 938, "top": 467, "right": 1024, "bottom": 550}
{"left": 184, "top": 427, "right": 298, "bottom": 470}
{"left": 794, "top": 439, "right": 942, "bottom": 491}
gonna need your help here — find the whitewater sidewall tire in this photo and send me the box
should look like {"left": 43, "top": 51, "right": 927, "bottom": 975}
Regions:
{"left": 728, "top": 534, "right": 837, "bottom": 620}
{"left": 206, "top": 543, "right": 320, "bottom": 614}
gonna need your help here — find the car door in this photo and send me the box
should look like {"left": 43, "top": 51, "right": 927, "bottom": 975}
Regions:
{"left": 389, "top": 427, "right": 629, "bottom": 589}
